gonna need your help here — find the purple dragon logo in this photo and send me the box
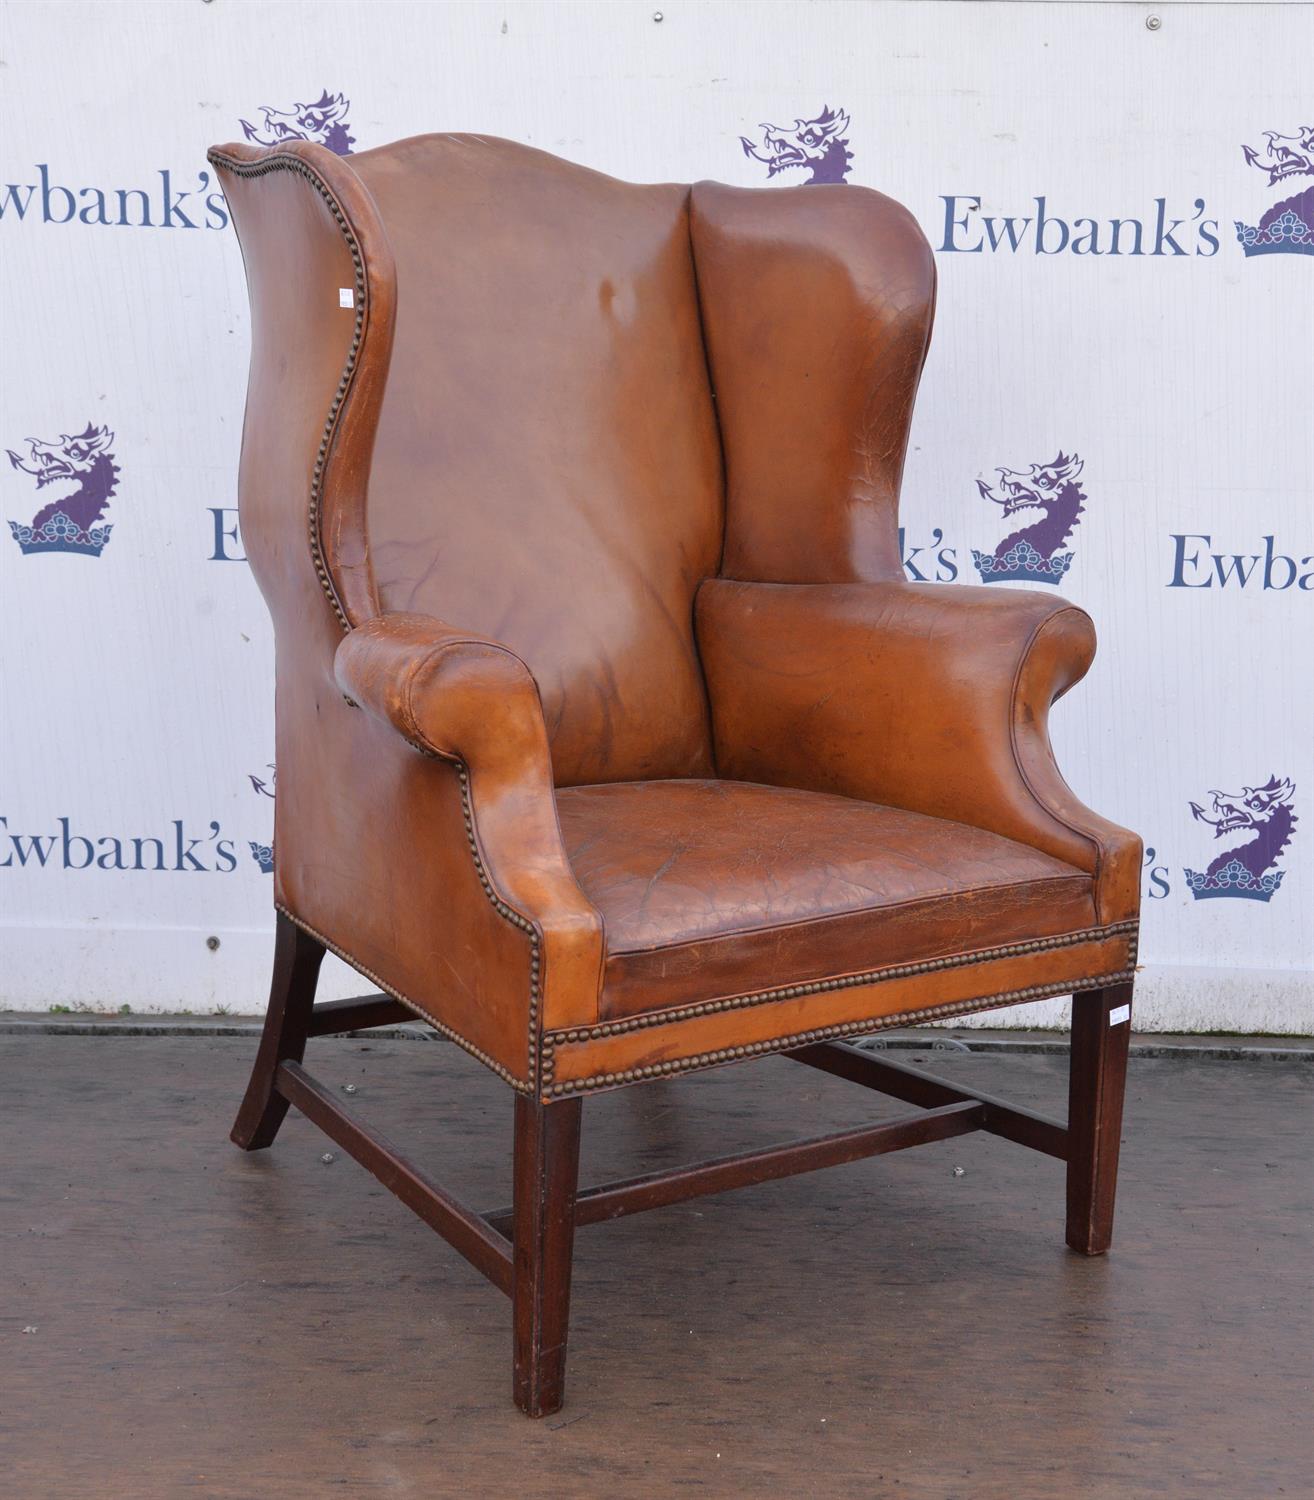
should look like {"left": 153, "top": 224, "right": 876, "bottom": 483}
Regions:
{"left": 740, "top": 106, "right": 853, "bottom": 185}
{"left": 7, "top": 423, "right": 118, "bottom": 557}
{"left": 1186, "top": 776, "right": 1297, "bottom": 901}
{"left": 247, "top": 764, "right": 276, "bottom": 874}
{"left": 240, "top": 91, "right": 355, "bottom": 156}
{"left": 971, "top": 452, "right": 1086, "bottom": 585}
{"left": 1235, "top": 125, "right": 1313, "bottom": 257}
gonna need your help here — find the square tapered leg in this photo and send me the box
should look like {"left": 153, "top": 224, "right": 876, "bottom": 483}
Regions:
{"left": 1066, "top": 983, "right": 1133, "bottom": 1255}
{"left": 512, "top": 1095, "right": 583, "bottom": 1416}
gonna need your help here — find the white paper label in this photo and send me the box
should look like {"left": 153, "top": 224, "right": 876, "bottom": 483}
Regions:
{"left": 1110, "top": 1003, "right": 1131, "bottom": 1026}
{"left": 339, "top": 288, "right": 355, "bottom": 308}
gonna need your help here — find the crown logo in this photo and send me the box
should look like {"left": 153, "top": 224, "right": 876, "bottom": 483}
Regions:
{"left": 1185, "top": 775, "right": 1297, "bottom": 902}
{"left": 971, "top": 452, "right": 1085, "bottom": 585}
{"left": 7, "top": 423, "right": 119, "bottom": 557}
{"left": 1235, "top": 126, "right": 1314, "bottom": 258}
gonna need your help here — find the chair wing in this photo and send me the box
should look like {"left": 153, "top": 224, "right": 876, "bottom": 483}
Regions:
{"left": 690, "top": 179, "right": 936, "bottom": 584}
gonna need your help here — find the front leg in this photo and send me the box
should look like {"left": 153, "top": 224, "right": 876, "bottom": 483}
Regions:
{"left": 512, "top": 1095, "right": 583, "bottom": 1416}
{"left": 1066, "top": 982, "right": 1133, "bottom": 1255}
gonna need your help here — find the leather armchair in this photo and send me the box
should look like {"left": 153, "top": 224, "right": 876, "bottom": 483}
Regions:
{"left": 210, "top": 132, "right": 1140, "bottom": 1417}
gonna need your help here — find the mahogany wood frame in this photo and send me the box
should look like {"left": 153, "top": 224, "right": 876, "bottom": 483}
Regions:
{"left": 234, "top": 912, "right": 1133, "bottom": 1416}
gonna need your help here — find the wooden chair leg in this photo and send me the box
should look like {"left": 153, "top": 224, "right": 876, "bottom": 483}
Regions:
{"left": 1066, "top": 981, "right": 1133, "bottom": 1256}
{"left": 231, "top": 911, "right": 325, "bottom": 1151}
{"left": 512, "top": 1094, "right": 583, "bottom": 1417}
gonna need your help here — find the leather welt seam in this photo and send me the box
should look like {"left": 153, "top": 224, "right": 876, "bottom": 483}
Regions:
{"left": 274, "top": 902, "right": 533, "bottom": 1093}
{"left": 546, "top": 920, "right": 1139, "bottom": 1045}
{"left": 207, "top": 149, "right": 362, "bottom": 634}
{"left": 1010, "top": 605, "right": 1104, "bottom": 892}
{"left": 397, "top": 744, "right": 544, "bottom": 1091}
{"left": 537, "top": 968, "right": 1137, "bottom": 1098}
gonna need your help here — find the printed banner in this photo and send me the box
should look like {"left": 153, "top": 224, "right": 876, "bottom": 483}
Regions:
{"left": 1, "top": 1, "right": 1309, "bottom": 1027}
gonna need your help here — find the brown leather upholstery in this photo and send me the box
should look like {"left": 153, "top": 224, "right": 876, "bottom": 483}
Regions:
{"left": 557, "top": 780, "right": 1096, "bottom": 1020}
{"left": 690, "top": 181, "right": 934, "bottom": 584}
{"left": 209, "top": 131, "right": 1140, "bottom": 1102}
{"left": 696, "top": 579, "right": 1141, "bottom": 926}
{"left": 351, "top": 135, "right": 723, "bottom": 787}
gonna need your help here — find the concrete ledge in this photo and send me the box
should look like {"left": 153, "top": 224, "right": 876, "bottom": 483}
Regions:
{"left": 2, "top": 1009, "right": 1310, "bottom": 1061}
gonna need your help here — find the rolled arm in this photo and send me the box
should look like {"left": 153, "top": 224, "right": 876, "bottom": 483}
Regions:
{"left": 696, "top": 580, "right": 1140, "bottom": 925}
{"left": 335, "top": 612, "right": 604, "bottom": 1023}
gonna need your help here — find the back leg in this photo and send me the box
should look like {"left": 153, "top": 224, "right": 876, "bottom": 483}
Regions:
{"left": 231, "top": 911, "right": 325, "bottom": 1150}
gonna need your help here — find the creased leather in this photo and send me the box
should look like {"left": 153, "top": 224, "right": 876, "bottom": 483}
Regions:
{"left": 211, "top": 144, "right": 606, "bottom": 1077}
{"left": 348, "top": 134, "right": 724, "bottom": 787}
{"left": 696, "top": 580, "right": 1141, "bottom": 925}
{"left": 335, "top": 613, "right": 605, "bottom": 1031}
{"left": 556, "top": 779, "right": 1095, "bottom": 1019}
{"left": 690, "top": 180, "right": 936, "bottom": 584}
{"left": 211, "top": 131, "right": 1139, "bottom": 1097}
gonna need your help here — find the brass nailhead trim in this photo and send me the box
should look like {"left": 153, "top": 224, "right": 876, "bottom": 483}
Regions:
{"left": 276, "top": 902, "right": 533, "bottom": 1094}
{"left": 213, "top": 151, "right": 543, "bottom": 1091}
{"left": 540, "top": 968, "right": 1138, "bottom": 1098}
{"left": 208, "top": 150, "right": 365, "bottom": 633}
{"left": 544, "top": 920, "right": 1140, "bottom": 1047}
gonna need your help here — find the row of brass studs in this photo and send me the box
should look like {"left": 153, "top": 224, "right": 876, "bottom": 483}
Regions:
{"left": 275, "top": 902, "right": 532, "bottom": 1093}
{"left": 539, "top": 968, "right": 1138, "bottom": 1099}
{"left": 543, "top": 920, "right": 1140, "bottom": 1047}
{"left": 392, "top": 737, "right": 543, "bottom": 1089}
{"left": 207, "top": 150, "right": 364, "bottom": 633}
{"left": 454, "top": 765, "right": 542, "bottom": 1089}
{"left": 210, "top": 155, "right": 543, "bottom": 1085}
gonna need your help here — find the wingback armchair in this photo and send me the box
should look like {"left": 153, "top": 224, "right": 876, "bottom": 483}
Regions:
{"left": 210, "top": 133, "right": 1140, "bottom": 1417}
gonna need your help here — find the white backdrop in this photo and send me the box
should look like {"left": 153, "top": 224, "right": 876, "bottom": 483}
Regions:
{"left": 1, "top": 0, "right": 1310, "bottom": 1029}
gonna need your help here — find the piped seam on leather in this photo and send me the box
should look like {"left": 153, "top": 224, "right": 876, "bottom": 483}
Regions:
{"left": 538, "top": 968, "right": 1137, "bottom": 1099}
{"left": 1009, "top": 604, "right": 1106, "bottom": 901}
{"left": 416, "top": 746, "right": 543, "bottom": 1091}
{"left": 274, "top": 902, "right": 534, "bottom": 1093}
{"left": 208, "top": 148, "right": 365, "bottom": 634}
{"left": 545, "top": 919, "right": 1139, "bottom": 1044}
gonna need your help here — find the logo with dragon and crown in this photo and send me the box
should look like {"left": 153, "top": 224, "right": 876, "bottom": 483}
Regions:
{"left": 970, "top": 452, "right": 1086, "bottom": 585}
{"left": 240, "top": 90, "right": 355, "bottom": 156}
{"left": 1235, "top": 124, "right": 1313, "bottom": 257}
{"left": 247, "top": 764, "right": 276, "bottom": 874}
{"left": 741, "top": 105, "right": 853, "bottom": 185}
{"left": 1186, "top": 776, "right": 1297, "bottom": 901}
{"left": 7, "top": 424, "right": 118, "bottom": 557}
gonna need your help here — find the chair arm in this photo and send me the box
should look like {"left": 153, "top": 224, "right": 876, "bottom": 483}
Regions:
{"left": 335, "top": 612, "right": 604, "bottom": 1024}
{"left": 696, "top": 580, "right": 1140, "bottom": 925}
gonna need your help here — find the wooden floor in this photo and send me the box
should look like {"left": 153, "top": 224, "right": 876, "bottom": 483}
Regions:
{"left": 4, "top": 1034, "right": 1310, "bottom": 1498}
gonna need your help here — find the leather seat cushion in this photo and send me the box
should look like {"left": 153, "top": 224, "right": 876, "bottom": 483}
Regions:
{"left": 555, "top": 780, "right": 1097, "bottom": 1020}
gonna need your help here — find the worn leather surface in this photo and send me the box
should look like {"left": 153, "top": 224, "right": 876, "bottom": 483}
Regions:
{"left": 697, "top": 581, "right": 1141, "bottom": 926}
{"left": 210, "top": 142, "right": 601, "bottom": 1085}
{"left": 690, "top": 180, "right": 935, "bottom": 584}
{"left": 348, "top": 134, "right": 724, "bottom": 787}
{"left": 335, "top": 613, "right": 604, "bottom": 1022}
{"left": 211, "top": 131, "right": 1140, "bottom": 1095}
{"left": 541, "top": 929, "right": 1138, "bottom": 1099}
{"left": 557, "top": 780, "right": 1095, "bottom": 1019}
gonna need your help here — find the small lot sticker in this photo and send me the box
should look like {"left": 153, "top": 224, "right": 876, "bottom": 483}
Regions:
{"left": 339, "top": 287, "right": 355, "bottom": 308}
{"left": 1110, "top": 1003, "right": 1131, "bottom": 1026}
